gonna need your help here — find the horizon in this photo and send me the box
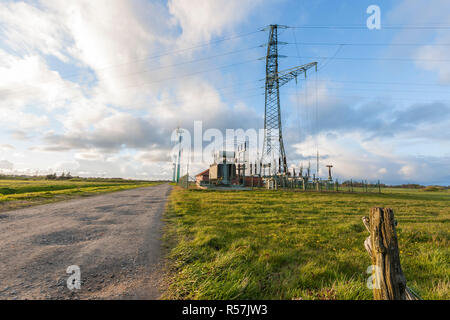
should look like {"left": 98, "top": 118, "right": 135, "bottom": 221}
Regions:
{"left": 1, "top": 172, "right": 448, "bottom": 188}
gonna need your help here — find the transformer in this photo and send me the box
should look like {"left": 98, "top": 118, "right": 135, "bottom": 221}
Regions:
{"left": 209, "top": 150, "right": 236, "bottom": 185}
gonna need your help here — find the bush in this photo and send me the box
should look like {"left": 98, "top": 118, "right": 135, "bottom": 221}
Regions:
{"left": 421, "top": 186, "right": 445, "bottom": 192}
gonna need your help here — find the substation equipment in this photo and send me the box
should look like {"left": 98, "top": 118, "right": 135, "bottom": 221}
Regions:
{"left": 194, "top": 24, "right": 337, "bottom": 190}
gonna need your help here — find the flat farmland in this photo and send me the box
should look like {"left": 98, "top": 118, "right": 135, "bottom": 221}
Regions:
{"left": 0, "top": 179, "right": 161, "bottom": 212}
{"left": 163, "top": 187, "right": 449, "bottom": 300}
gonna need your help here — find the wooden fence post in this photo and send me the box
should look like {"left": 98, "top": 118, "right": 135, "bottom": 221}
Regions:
{"left": 362, "top": 207, "right": 420, "bottom": 300}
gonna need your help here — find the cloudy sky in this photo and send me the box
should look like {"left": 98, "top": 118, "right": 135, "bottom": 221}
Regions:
{"left": 0, "top": 0, "right": 449, "bottom": 184}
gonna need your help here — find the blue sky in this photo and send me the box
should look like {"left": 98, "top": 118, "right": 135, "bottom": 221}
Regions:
{"left": 0, "top": 0, "right": 449, "bottom": 184}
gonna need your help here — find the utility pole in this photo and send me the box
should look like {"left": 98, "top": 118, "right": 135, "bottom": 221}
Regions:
{"left": 176, "top": 127, "right": 182, "bottom": 183}
{"left": 316, "top": 151, "right": 320, "bottom": 180}
{"left": 185, "top": 144, "right": 190, "bottom": 188}
{"left": 172, "top": 162, "right": 176, "bottom": 182}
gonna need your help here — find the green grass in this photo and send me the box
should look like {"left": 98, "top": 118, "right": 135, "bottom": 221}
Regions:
{"left": 0, "top": 179, "right": 162, "bottom": 211}
{"left": 163, "top": 187, "right": 449, "bottom": 300}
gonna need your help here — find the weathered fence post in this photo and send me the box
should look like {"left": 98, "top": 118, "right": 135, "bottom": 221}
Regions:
{"left": 362, "top": 207, "right": 420, "bottom": 300}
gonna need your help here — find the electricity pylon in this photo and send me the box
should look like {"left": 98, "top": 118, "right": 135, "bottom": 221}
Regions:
{"left": 261, "top": 24, "right": 317, "bottom": 175}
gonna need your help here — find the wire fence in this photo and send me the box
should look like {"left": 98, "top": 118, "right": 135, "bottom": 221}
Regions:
{"left": 263, "top": 177, "right": 384, "bottom": 193}
{"left": 177, "top": 174, "right": 191, "bottom": 189}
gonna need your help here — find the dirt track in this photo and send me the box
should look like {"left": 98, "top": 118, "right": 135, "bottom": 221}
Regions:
{"left": 0, "top": 183, "right": 172, "bottom": 300}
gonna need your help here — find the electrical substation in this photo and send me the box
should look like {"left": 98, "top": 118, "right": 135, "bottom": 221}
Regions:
{"left": 178, "top": 24, "right": 340, "bottom": 191}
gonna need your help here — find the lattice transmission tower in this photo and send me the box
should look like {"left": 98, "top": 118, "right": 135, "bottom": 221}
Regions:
{"left": 260, "top": 24, "right": 318, "bottom": 175}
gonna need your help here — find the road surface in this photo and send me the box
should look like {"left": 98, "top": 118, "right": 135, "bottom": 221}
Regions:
{"left": 0, "top": 183, "right": 172, "bottom": 300}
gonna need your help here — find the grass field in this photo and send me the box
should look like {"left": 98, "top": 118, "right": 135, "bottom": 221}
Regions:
{"left": 0, "top": 179, "right": 161, "bottom": 212}
{"left": 163, "top": 187, "right": 449, "bottom": 300}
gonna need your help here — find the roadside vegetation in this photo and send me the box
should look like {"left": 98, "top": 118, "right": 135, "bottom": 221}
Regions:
{"left": 163, "top": 187, "right": 449, "bottom": 300}
{"left": 0, "top": 175, "right": 163, "bottom": 212}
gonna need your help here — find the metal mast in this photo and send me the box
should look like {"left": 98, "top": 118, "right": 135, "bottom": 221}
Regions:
{"left": 261, "top": 24, "right": 317, "bottom": 175}
{"left": 262, "top": 24, "right": 286, "bottom": 174}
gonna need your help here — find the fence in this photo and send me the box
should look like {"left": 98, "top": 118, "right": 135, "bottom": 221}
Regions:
{"left": 177, "top": 174, "right": 191, "bottom": 189}
{"left": 263, "top": 177, "right": 383, "bottom": 193}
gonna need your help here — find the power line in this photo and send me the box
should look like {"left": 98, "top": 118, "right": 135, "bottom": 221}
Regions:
{"left": 7, "top": 57, "right": 264, "bottom": 106}
{"left": 291, "top": 28, "right": 302, "bottom": 143}
{"left": 5, "top": 44, "right": 263, "bottom": 96}
{"left": 290, "top": 55, "right": 450, "bottom": 62}
{"left": 96, "top": 57, "right": 263, "bottom": 92}
{"left": 317, "top": 45, "right": 344, "bottom": 71}
{"left": 288, "top": 42, "right": 450, "bottom": 47}
{"left": 111, "top": 90, "right": 264, "bottom": 116}
{"left": 43, "top": 76, "right": 265, "bottom": 109}
{"left": 288, "top": 25, "right": 450, "bottom": 30}
{"left": 13, "top": 48, "right": 448, "bottom": 102}
{"left": 37, "top": 65, "right": 450, "bottom": 109}
{"left": 64, "top": 29, "right": 263, "bottom": 80}
{"left": 111, "top": 84, "right": 264, "bottom": 110}
{"left": 2, "top": 28, "right": 263, "bottom": 96}
{"left": 283, "top": 91, "right": 450, "bottom": 103}
{"left": 284, "top": 86, "right": 450, "bottom": 96}
{"left": 292, "top": 78, "right": 450, "bottom": 87}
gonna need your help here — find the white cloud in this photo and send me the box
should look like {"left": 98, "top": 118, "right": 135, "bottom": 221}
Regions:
{"left": 0, "top": 109, "right": 49, "bottom": 131}
{"left": 0, "top": 1, "right": 70, "bottom": 61}
{"left": 47, "top": 0, "right": 164, "bottom": 107}
{"left": 415, "top": 43, "right": 450, "bottom": 83}
{"left": 0, "top": 51, "right": 82, "bottom": 112}
{"left": 136, "top": 149, "right": 171, "bottom": 163}
{"left": 399, "top": 164, "right": 415, "bottom": 178}
{"left": 291, "top": 132, "right": 450, "bottom": 185}
{"left": 0, "top": 144, "right": 14, "bottom": 151}
{"left": 388, "top": 0, "right": 450, "bottom": 84}
{"left": 0, "top": 0, "right": 262, "bottom": 151}
{"left": 0, "top": 160, "right": 13, "bottom": 170}
{"left": 168, "top": 0, "right": 262, "bottom": 44}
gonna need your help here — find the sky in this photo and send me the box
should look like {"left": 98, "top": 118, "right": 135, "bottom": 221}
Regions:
{"left": 0, "top": 0, "right": 449, "bottom": 185}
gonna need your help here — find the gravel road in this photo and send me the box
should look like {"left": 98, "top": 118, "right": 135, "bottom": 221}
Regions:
{"left": 0, "top": 183, "right": 172, "bottom": 300}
